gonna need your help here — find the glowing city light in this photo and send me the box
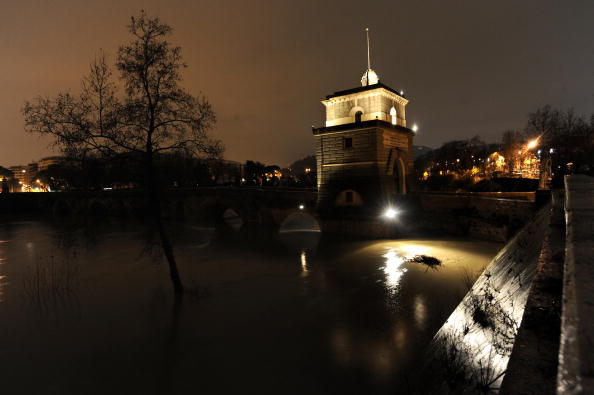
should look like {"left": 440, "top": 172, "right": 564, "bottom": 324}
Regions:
{"left": 526, "top": 138, "right": 538, "bottom": 150}
{"left": 299, "top": 204, "right": 305, "bottom": 210}
{"left": 412, "top": 124, "right": 418, "bottom": 133}
{"left": 384, "top": 208, "right": 398, "bottom": 219}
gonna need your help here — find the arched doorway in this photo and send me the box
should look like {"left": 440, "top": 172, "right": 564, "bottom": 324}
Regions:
{"left": 393, "top": 158, "right": 406, "bottom": 194}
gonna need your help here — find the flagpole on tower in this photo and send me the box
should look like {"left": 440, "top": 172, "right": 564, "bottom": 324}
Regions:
{"left": 365, "top": 27, "right": 371, "bottom": 70}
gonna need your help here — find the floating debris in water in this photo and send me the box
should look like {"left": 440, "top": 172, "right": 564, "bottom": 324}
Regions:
{"left": 407, "top": 255, "right": 442, "bottom": 269}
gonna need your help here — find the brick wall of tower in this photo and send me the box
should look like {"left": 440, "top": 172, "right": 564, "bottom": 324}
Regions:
{"left": 315, "top": 125, "right": 413, "bottom": 214}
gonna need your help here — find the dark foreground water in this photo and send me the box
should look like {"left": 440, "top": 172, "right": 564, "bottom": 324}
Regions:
{"left": 0, "top": 219, "right": 501, "bottom": 395}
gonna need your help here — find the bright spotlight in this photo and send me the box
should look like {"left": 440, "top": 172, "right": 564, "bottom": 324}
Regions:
{"left": 412, "top": 124, "right": 419, "bottom": 133}
{"left": 384, "top": 208, "right": 398, "bottom": 219}
{"left": 526, "top": 138, "right": 538, "bottom": 150}
{"left": 299, "top": 204, "right": 305, "bottom": 210}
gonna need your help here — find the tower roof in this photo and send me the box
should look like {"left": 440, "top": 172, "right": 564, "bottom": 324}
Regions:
{"left": 325, "top": 82, "right": 406, "bottom": 100}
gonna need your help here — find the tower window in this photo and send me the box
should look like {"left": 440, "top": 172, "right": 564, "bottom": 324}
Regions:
{"left": 355, "top": 111, "right": 363, "bottom": 123}
{"left": 343, "top": 137, "right": 353, "bottom": 149}
{"left": 390, "top": 106, "right": 397, "bottom": 125}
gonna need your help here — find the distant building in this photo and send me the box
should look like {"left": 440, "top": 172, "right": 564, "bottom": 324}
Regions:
{"left": 37, "top": 156, "right": 64, "bottom": 172}
{"left": 9, "top": 165, "right": 27, "bottom": 185}
{"left": 25, "top": 162, "right": 38, "bottom": 186}
{"left": 6, "top": 157, "right": 66, "bottom": 191}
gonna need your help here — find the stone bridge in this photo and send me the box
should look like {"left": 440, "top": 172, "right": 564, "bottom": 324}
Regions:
{"left": 0, "top": 188, "right": 545, "bottom": 240}
{"left": 0, "top": 187, "right": 319, "bottom": 232}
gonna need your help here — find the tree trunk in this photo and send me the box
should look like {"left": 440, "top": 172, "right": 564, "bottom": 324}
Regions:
{"left": 146, "top": 153, "right": 184, "bottom": 295}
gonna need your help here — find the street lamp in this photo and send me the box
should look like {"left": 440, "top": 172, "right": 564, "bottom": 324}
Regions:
{"left": 384, "top": 208, "right": 398, "bottom": 219}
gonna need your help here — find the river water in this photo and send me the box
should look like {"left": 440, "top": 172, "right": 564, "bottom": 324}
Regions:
{"left": 0, "top": 218, "right": 501, "bottom": 394}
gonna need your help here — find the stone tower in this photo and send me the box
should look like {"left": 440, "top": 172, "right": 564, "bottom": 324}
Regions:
{"left": 312, "top": 58, "right": 415, "bottom": 215}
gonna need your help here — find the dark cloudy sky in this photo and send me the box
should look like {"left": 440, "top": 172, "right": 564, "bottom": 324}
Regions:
{"left": 1, "top": 0, "right": 593, "bottom": 167}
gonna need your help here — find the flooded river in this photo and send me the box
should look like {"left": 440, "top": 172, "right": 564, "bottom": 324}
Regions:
{"left": 0, "top": 218, "right": 501, "bottom": 394}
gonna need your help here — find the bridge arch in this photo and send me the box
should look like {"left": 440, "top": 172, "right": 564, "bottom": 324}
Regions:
{"left": 186, "top": 196, "right": 249, "bottom": 229}
{"left": 279, "top": 211, "right": 321, "bottom": 233}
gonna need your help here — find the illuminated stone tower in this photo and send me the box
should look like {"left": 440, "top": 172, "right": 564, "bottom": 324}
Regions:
{"left": 312, "top": 29, "right": 415, "bottom": 214}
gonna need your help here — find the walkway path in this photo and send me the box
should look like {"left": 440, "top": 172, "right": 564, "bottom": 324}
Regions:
{"left": 557, "top": 175, "right": 594, "bottom": 394}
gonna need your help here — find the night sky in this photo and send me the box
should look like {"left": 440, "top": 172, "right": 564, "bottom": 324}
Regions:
{"left": 1, "top": 0, "right": 593, "bottom": 167}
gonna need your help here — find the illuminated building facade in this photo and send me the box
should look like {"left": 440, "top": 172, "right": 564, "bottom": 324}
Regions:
{"left": 9, "top": 166, "right": 26, "bottom": 184}
{"left": 25, "top": 162, "right": 38, "bottom": 186}
{"left": 37, "top": 156, "right": 64, "bottom": 172}
{"left": 312, "top": 65, "right": 414, "bottom": 213}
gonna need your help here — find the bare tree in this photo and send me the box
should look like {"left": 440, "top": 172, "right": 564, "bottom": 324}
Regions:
{"left": 525, "top": 105, "right": 594, "bottom": 178}
{"left": 23, "top": 11, "right": 221, "bottom": 295}
{"left": 525, "top": 105, "right": 560, "bottom": 140}
{"left": 500, "top": 130, "right": 523, "bottom": 173}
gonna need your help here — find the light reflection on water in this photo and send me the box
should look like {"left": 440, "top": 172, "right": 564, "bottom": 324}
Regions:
{"left": 414, "top": 294, "right": 427, "bottom": 329}
{"left": 0, "top": 219, "right": 502, "bottom": 394}
{"left": 300, "top": 250, "right": 308, "bottom": 277}
{"left": 382, "top": 249, "right": 407, "bottom": 289}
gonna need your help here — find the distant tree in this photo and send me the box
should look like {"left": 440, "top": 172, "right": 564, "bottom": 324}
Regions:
{"left": 263, "top": 165, "right": 280, "bottom": 173}
{"left": 193, "top": 160, "right": 214, "bottom": 186}
{"left": 0, "top": 166, "right": 13, "bottom": 179}
{"left": 36, "top": 163, "right": 83, "bottom": 191}
{"left": 244, "top": 160, "right": 266, "bottom": 184}
{"left": 23, "top": 11, "right": 221, "bottom": 295}
{"left": 104, "top": 152, "right": 144, "bottom": 188}
{"left": 289, "top": 155, "right": 315, "bottom": 175}
{"left": 289, "top": 155, "right": 316, "bottom": 186}
{"left": 524, "top": 105, "right": 560, "bottom": 143}
{"left": 501, "top": 130, "right": 523, "bottom": 173}
{"left": 208, "top": 159, "right": 241, "bottom": 185}
{"left": 525, "top": 105, "right": 594, "bottom": 181}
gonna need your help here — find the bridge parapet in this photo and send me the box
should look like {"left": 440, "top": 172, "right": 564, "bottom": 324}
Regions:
{"left": 558, "top": 175, "right": 594, "bottom": 394}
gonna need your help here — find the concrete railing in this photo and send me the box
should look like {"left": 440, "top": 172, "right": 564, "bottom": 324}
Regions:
{"left": 557, "top": 175, "right": 594, "bottom": 394}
